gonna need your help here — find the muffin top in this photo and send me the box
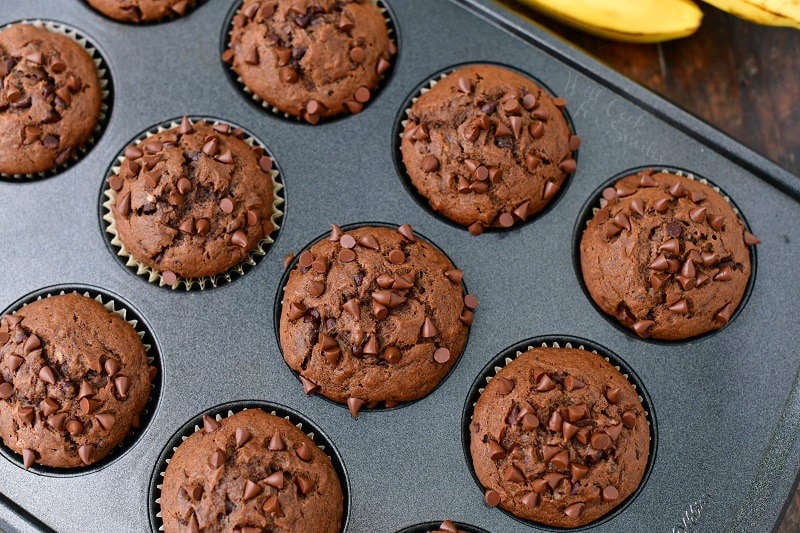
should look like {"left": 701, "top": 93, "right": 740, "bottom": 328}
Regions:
{"left": 160, "top": 408, "right": 343, "bottom": 533}
{"left": 86, "top": 0, "right": 194, "bottom": 23}
{"left": 280, "top": 224, "right": 474, "bottom": 416}
{"left": 226, "top": 0, "right": 395, "bottom": 122}
{"left": 580, "top": 170, "right": 758, "bottom": 340}
{"left": 400, "top": 64, "right": 578, "bottom": 234}
{"left": 469, "top": 347, "right": 650, "bottom": 528}
{"left": 0, "top": 293, "right": 153, "bottom": 469}
{"left": 110, "top": 118, "right": 276, "bottom": 281}
{"left": 0, "top": 23, "right": 101, "bottom": 175}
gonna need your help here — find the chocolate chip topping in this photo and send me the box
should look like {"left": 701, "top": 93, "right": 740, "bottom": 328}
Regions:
{"left": 111, "top": 118, "right": 276, "bottom": 280}
{"left": 160, "top": 409, "right": 343, "bottom": 532}
{"left": 227, "top": 0, "right": 395, "bottom": 121}
{"left": 401, "top": 64, "right": 576, "bottom": 231}
{"left": 0, "top": 24, "right": 102, "bottom": 175}
{"left": 581, "top": 171, "right": 754, "bottom": 340}
{"left": 470, "top": 347, "right": 650, "bottom": 528}
{"left": 0, "top": 294, "right": 153, "bottom": 469}
{"left": 280, "top": 225, "right": 472, "bottom": 409}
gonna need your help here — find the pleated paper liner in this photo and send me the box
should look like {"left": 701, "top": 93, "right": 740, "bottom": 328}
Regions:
{"left": 391, "top": 61, "right": 579, "bottom": 233}
{"left": 572, "top": 165, "right": 758, "bottom": 344}
{"left": 460, "top": 335, "right": 658, "bottom": 532}
{"left": 100, "top": 116, "right": 285, "bottom": 291}
{"left": 82, "top": 0, "right": 207, "bottom": 25}
{"left": 220, "top": 0, "right": 399, "bottom": 123}
{"left": 148, "top": 400, "right": 350, "bottom": 533}
{"left": 273, "top": 221, "right": 473, "bottom": 416}
{"left": 0, "top": 19, "right": 113, "bottom": 181}
{"left": 0, "top": 284, "right": 162, "bottom": 477}
{"left": 396, "top": 520, "right": 490, "bottom": 533}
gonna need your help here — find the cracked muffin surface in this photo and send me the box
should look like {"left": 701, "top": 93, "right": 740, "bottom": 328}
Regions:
{"left": 401, "top": 64, "right": 579, "bottom": 235}
{"left": 109, "top": 118, "right": 276, "bottom": 281}
{"left": 0, "top": 293, "right": 153, "bottom": 469}
{"left": 225, "top": 0, "right": 395, "bottom": 123}
{"left": 160, "top": 408, "right": 343, "bottom": 533}
{"left": 279, "top": 224, "right": 474, "bottom": 416}
{"left": 0, "top": 23, "right": 101, "bottom": 175}
{"left": 469, "top": 347, "right": 650, "bottom": 528}
{"left": 580, "top": 170, "right": 758, "bottom": 340}
{"left": 87, "top": 0, "right": 195, "bottom": 23}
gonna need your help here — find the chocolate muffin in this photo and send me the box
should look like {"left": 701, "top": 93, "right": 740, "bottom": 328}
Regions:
{"left": 0, "top": 293, "right": 153, "bottom": 469}
{"left": 469, "top": 346, "right": 650, "bottom": 528}
{"left": 0, "top": 23, "right": 102, "bottom": 175}
{"left": 225, "top": 0, "right": 396, "bottom": 123}
{"left": 108, "top": 117, "right": 276, "bottom": 284}
{"left": 86, "top": 0, "right": 194, "bottom": 23}
{"left": 400, "top": 64, "right": 578, "bottom": 235}
{"left": 279, "top": 224, "right": 474, "bottom": 417}
{"left": 580, "top": 170, "right": 759, "bottom": 340}
{"left": 160, "top": 408, "right": 343, "bottom": 533}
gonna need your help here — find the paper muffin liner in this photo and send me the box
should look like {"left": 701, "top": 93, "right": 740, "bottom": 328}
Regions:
{"left": 221, "top": 0, "right": 398, "bottom": 122}
{"left": 396, "top": 521, "right": 490, "bottom": 533}
{"left": 0, "top": 19, "right": 112, "bottom": 181}
{"left": 148, "top": 400, "right": 350, "bottom": 532}
{"left": 100, "top": 116, "right": 285, "bottom": 291}
{"left": 461, "top": 335, "right": 657, "bottom": 532}
{"left": 574, "top": 165, "right": 758, "bottom": 343}
{"left": 0, "top": 284, "right": 162, "bottom": 477}
{"left": 273, "top": 221, "right": 473, "bottom": 415}
{"left": 393, "top": 62, "right": 578, "bottom": 232}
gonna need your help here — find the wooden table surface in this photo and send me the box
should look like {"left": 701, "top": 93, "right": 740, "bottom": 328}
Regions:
{"left": 503, "top": 2, "right": 800, "bottom": 531}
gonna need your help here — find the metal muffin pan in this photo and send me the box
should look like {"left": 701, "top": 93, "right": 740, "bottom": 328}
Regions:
{"left": 0, "top": 1, "right": 798, "bottom": 532}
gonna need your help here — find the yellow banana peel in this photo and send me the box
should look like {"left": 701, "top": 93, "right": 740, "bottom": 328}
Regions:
{"left": 701, "top": 0, "right": 800, "bottom": 27}
{"left": 508, "top": 0, "right": 704, "bottom": 43}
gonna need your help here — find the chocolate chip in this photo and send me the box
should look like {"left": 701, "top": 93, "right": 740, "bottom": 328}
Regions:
{"left": 203, "top": 415, "right": 219, "bottom": 433}
{"left": 78, "top": 444, "right": 94, "bottom": 465}
{"left": 559, "top": 158, "right": 577, "bottom": 174}
{"left": 22, "top": 449, "right": 36, "bottom": 470}
{"left": 114, "top": 375, "right": 130, "bottom": 397}
{"left": 632, "top": 319, "right": 655, "bottom": 338}
{"left": 444, "top": 269, "right": 463, "bottom": 284}
{"left": 38, "top": 366, "right": 56, "bottom": 385}
{"left": 422, "top": 155, "right": 439, "bottom": 172}
{"left": 347, "top": 397, "right": 365, "bottom": 419}
{"left": 388, "top": 249, "right": 405, "bottom": 264}
{"left": 743, "top": 231, "right": 760, "bottom": 246}
{"left": 376, "top": 57, "right": 391, "bottom": 75}
{"left": 421, "top": 317, "right": 439, "bottom": 338}
{"left": 484, "top": 489, "right": 501, "bottom": 507}
{"left": 569, "top": 135, "right": 582, "bottom": 151}
{"left": 498, "top": 212, "right": 514, "bottom": 228}
{"left": 95, "top": 413, "right": 115, "bottom": 431}
{"left": 66, "top": 419, "right": 83, "bottom": 436}
{"left": 468, "top": 221, "right": 483, "bottom": 236}
{"left": 564, "top": 502, "right": 585, "bottom": 519}
{"left": 536, "top": 373, "right": 556, "bottom": 392}
{"left": 542, "top": 181, "right": 559, "bottom": 201}
{"left": 715, "top": 302, "right": 734, "bottom": 324}
{"left": 622, "top": 410, "right": 637, "bottom": 428}
{"left": 603, "top": 485, "right": 619, "bottom": 502}
{"left": 0, "top": 382, "right": 13, "bottom": 399}
{"left": 689, "top": 206, "right": 707, "bottom": 223}
{"left": 354, "top": 86, "right": 371, "bottom": 104}
{"left": 433, "top": 347, "right": 450, "bottom": 364}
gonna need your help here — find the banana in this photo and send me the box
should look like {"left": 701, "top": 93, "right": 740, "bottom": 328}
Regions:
{"left": 701, "top": 0, "right": 800, "bottom": 27}
{"left": 507, "top": 0, "right": 704, "bottom": 43}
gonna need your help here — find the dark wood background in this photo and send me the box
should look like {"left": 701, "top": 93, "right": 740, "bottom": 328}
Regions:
{"left": 503, "top": 2, "right": 800, "bottom": 531}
